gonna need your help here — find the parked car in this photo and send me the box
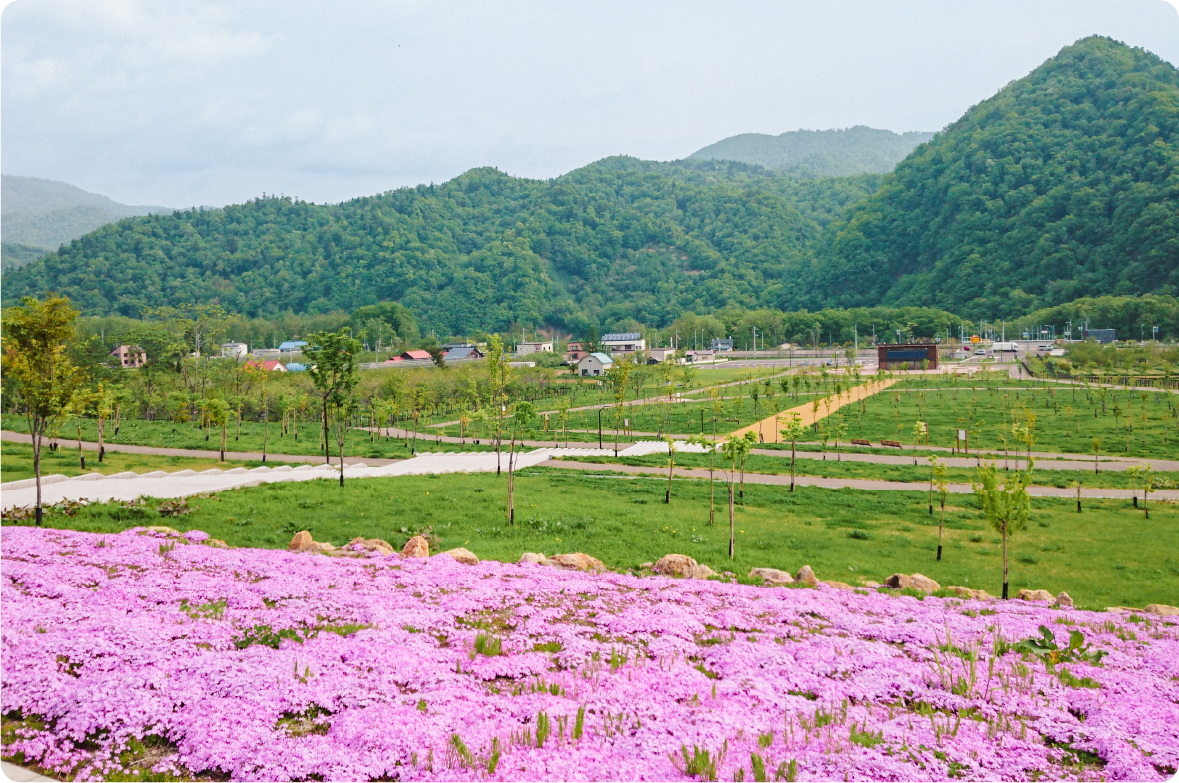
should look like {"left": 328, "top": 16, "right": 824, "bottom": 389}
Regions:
{"left": 974, "top": 348, "right": 987, "bottom": 356}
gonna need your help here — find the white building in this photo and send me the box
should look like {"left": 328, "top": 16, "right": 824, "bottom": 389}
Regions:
{"left": 220, "top": 342, "right": 248, "bottom": 358}
{"left": 646, "top": 347, "right": 675, "bottom": 364}
{"left": 578, "top": 352, "right": 614, "bottom": 377}
{"left": 601, "top": 332, "right": 646, "bottom": 354}
{"left": 685, "top": 349, "right": 716, "bottom": 364}
{"left": 517, "top": 340, "right": 554, "bottom": 355}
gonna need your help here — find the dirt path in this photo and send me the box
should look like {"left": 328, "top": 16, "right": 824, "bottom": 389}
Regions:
{"left": 729, "top": 378, "right": 900, "bottom": 444}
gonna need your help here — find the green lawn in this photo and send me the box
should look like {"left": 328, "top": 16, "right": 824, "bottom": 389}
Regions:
{"left": 0, "top": 414, "right": 471, "bottom": 462}
{"left": 0, "top": 442, "right": 300, "bottom": 483}
{"left": 558, "top": 451, "right": 1179, "bottom": 490}
{"left": 837, "top": 377, "right": 1178, "bottom": 459}
{"left": 17, "top": 467, "right": 1178, "bottom": 611}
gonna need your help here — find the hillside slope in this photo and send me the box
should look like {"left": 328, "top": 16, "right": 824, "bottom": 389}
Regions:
{"left": 1, "top": 160, "right": 878, "bottom": 334}
{"left": 787, "top": 36, "right": 1179, "bottom": 319}
{"left": 1, "top": 175, "right": 172, "bottom": 252}
{"left": 689, "top": 126, "right": 934, "bottom": 177}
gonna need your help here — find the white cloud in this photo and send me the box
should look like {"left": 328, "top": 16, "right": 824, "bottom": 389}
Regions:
{"left": 2, "top": 0, "right": 1176, "bottom": 207}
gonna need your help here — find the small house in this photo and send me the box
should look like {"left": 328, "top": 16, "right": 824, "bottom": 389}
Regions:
{"left": 444, "top": 345, "right": 485, "bottom": 362}
{"left": 710, "top": 338, "right": 734, "bottom": 352}
{"left": 400, "top": 349, "right": 433, "bottom": 361}
{"left": 601, "top": 332, "right": 645, "bottom": 354}
{"left": 646, "top": 347, "right": 675, "bottom": 364}
{"left": 565, "top": 341, "right": 588, "bottom": 363}
{"left": 110, "top": 345, "right": 146, "bottom": 368}
{"left": 517, "top": 340, "right": 554, "bottom": 355}
{"left": 284, "top": 362, "right": 307, "bottom": 372}
{"left": 578, "top": 352, "right": 614, "bottom": 377}
{"left": 220, "top": 342, "right": 248, "bottom": 358}
{"left": 278, "top": 340, "right": 308, "bottom": 353}
{"left": 685, "top": 350, "right": 716, "bottom": 364}
{"left": 245, "top": 360, "right": 287, "bottom": 372}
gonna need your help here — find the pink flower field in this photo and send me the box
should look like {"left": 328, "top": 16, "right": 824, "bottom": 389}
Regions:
{"left": 2, "top": 526, "right": 1177, "bottom": 782}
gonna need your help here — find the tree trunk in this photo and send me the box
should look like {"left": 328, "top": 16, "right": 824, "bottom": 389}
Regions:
{"left": 507, "top": 430, "right": 518, "bottom": 524}
{"left": 708, "top": 451, "right": 715, "bottom": 525}
{"left": 77, "top": 422, "right": 85, "bottom": 469}
{"left": 322, "top": 399, "right": 330, "bottom": 464}
{"left": 98, "top": 416, "right": 105, "bottom": 463}
{"left": 1001, "top": 521, "right": 1009, "bottom": 600}
{"left": 220, "top": 422, "right": 227, "bottom": 462}
{"left": 937, "top": 495, "right": 945, "bottom": 561}
{"left": 665, "top": 451, "right": 674, "bottom": 504}
{"left": 728, "top": 482, "right": 735, "bottom": 559}
{"left": 790, "top": 441, "right": 796, "bottom": 492}
{"left": 339, "top": 425, "right": 346, "bottom": 487}
{"left": 262, "top": 394, "right": 269, "bottom": 464}
{"left": 33, "top": 418, "right": 43, "bottom": 526}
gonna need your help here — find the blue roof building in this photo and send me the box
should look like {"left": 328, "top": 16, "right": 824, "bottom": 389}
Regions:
{"left": 279, "top": 340, "right": 308, "bottom": 352}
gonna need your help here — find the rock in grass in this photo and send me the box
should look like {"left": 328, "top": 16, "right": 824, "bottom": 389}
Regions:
{"left": 145, "top": 526, "right": 182, "bottom": 537}
{"left": 546, "top": 553, "right": 605, "bottom": 572}
{"left": 1144, "top": 603, "right": 1179, "bottom": 617}
{"left": 1052, "top": 591, "right": 1074, "bottom": 609}
{"left": 288, "top": 531, "right": 336, "bottom": 554}
{"left": 1017, "top": 589, "right": 1054, "bottom": 603}
{"left": 749, "top": 568, "right": 794, "bottom": 585}
{"left": 945, "top": 586, "right": 991, "bottom": 601}
{"left": 861, "top": 581, "right": 881, "bottom": 588}
{"left": 653, "top": 554, "right": 697, "bottom": 577}
{"left": 821, "top": 580, "right": 853, "bottom": 590}
{"left": 518, "top": 552, "right": 546, "bottom": 565}
{"left": 885, "top": 573, "right": 940, "bottom": 593}
{"left": 795, "top": 565, "right": 819, "bottom": 587}
{"left": 205, "top": 539, "right": 229, "bottom": 549}
{"left": 690, "top": 564, "right": 717, "bottom": 580}
{"left": 347, "top": 537, "right": 395, "bottom": 556}
{"left": 441, "top": 547, "right": 478, "bottom": 565}
{"left": 401, "top": 536, "right": 430, "bottom": 558}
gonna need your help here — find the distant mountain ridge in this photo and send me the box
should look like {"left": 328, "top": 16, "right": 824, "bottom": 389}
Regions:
{"left": 1, "top": 175, "right": 173, "bottom": 270}
{"left": 4, "top": 37, "right": 1175, "bottom": 329}
{"left": 787, "top": 36, "right": 1179, "bottom": 319}
{"left": 688, "top": 126, "right": 935, "bottom": 177}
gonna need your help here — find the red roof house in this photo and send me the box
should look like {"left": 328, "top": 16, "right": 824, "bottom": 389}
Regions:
{"left": 400, "top": 350, "right": 433, "bottom": 361}
{"left": 245, "top": 360, "right": 288, "bottom": 372}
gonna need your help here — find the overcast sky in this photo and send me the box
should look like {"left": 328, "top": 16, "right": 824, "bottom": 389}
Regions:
{"left": 3, "top": 0, "right": 1178, "bottom": 208}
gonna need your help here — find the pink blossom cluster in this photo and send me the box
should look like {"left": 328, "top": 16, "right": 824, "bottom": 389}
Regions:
{"left": 2, "top": 526, "right": 1177, "bottom": 781}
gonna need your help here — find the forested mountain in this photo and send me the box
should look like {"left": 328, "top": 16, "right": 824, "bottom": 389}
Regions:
{"left": 689, "top": 126, "right": 934, "bottom": 178}
{"left": 1, "top": 175, "right": 172, "bottom": 264}
{"left": 4, "top": 37, "right": 1176, "bottom": 333}
{"left": 789, "top": 36, "right": 1179, "bottom": 320}
{"left": 1, "top": 160, "right": 878, "bottom": 335}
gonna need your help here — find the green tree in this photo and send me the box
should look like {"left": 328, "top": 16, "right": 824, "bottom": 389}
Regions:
{"left": 304, "top": 328, "right": 363, "bottom": 484}
{"left": 2, "top": 294, "right": 82, "bottom": 524}
{"left": 721, "top": 434, "right": 753, "bottom": 559}
{"left": 779, "top": 413, "right": 804, "bottom": 492}
{"left": 973, "top": 459, "right": 1034, "bottom": 600}
{"left": 929, "top": 456, "right": 949, "bottom": 561}
{"left": 505, "top": 401, "right": 535, "bottom": 525}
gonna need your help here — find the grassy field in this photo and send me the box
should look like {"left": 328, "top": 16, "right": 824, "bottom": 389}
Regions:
{"left": 15, "top": 467, "right": 1178, "bottom": 611}
{"left": 431, "top": 393, "right": 825, "bottom": 442}
{"left": 0, "top": 414, "right": 468, "bottom": 462}
{"left": 835, "top": 377, "right": 1178, "bottom": 459}
{"left": 0, "top": 442, "right": 303, "bottom": 483}
{"left": 557, "top": 451, "right": 1179, "bottom": 490}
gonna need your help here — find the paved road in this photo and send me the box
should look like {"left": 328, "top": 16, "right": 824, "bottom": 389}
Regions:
{"left": 541, "top": 460, "right": 1179, "bottom": 500}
